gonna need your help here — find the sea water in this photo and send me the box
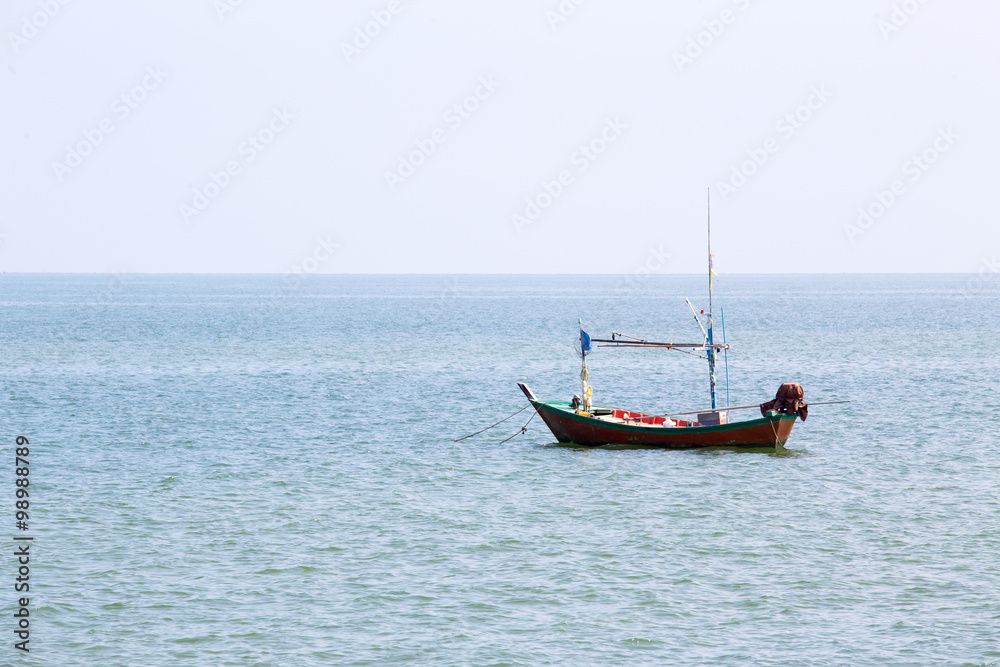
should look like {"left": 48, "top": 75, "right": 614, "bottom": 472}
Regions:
{"left": 1, "top": 274, "right": 998, "bottom": 665}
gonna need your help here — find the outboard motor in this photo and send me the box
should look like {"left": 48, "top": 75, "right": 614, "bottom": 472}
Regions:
{"left": 760, "top": 383, "right": 808, "bottom": 421}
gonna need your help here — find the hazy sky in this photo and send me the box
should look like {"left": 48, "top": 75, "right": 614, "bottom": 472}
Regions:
{"left": 2, "top": 0, "right": 997, "bottom": 274}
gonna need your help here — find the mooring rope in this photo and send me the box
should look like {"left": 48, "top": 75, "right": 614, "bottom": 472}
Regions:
{"left": 453, "top": 404, "right": 531, "bottom": 442}
{"left": 768, "top": 416, "right": 780, "bottom": 446}
{"left": 498, "top": 410, "right": 538, "bottom": 445}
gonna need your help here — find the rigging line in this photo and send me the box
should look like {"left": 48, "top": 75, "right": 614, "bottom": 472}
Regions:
{"left": 659, "top": 400, "right": 851, "bottom": 419}
{"left": 613, "top": 331, "right": 679, "bottom": 342}
{"left": 596, "top": 344, "right": 707, "bottom": 359}
{"left": 498, "top": 410, "right": 537, "bottom": 445}
{"left": 454, "top": 404, "right": 530, "bottom": 442}
{"left": 669, "top": 347, "right": 707, "bottom": 359}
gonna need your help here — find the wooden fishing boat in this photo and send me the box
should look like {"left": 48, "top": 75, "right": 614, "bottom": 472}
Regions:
{"left": 518, "top": 384, "right": 797, "bottom": 448}
{"left": 519, "top": 191, "right": 820, "bottom": 449}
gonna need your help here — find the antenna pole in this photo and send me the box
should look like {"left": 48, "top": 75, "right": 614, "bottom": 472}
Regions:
{"left": 579, "top": 319, "right": 591, "bottom": 413}
{"left": 706, "top": 188, "right": 717, "bottom": 410}
{"left": 708, "top": 188, "right": 713, "bottom": 321}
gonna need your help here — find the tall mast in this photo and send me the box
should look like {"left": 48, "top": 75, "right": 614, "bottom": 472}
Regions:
{"left": 706, "top": 188, "right": 717, "bottom": 410}
{"left": 708, "top": 188, "right": 713, "bottom": 321}
{"left": 581, "top": 346, "right": 588, "bottom": 410}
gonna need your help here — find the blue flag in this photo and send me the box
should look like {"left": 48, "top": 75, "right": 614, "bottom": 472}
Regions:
{"left": 580, "top": 328, "right": 592, "bottom": 353}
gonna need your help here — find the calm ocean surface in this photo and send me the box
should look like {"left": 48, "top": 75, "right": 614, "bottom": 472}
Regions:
{"left": 2, "top": 274, "right": 999, "bottom": 666}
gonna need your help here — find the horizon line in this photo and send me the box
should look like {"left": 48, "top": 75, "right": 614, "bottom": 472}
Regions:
{"left": 0, "top": 271, "right": 985, "bottom": 277}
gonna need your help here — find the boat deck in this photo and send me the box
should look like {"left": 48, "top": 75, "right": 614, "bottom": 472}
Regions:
{"left": 563, "top": 405, "right": 700, "bottom": 428}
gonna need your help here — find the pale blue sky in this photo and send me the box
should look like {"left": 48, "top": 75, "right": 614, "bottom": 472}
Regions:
{"left": 1, "top": 0, "right": 997, "bottom": 274}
